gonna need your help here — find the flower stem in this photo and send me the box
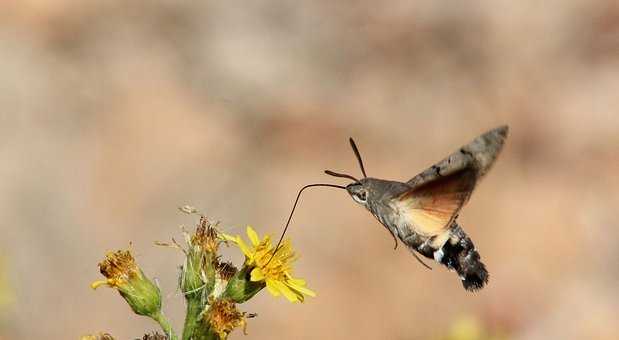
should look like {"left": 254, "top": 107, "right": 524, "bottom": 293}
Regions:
{"left": 152, "top": 312, "right": 178, "bottom": 340}
{"left": 182, "top": 298, "right": 203, "bottom": 340}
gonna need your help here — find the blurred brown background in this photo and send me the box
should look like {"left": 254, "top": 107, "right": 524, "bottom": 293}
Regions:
{"left": 1, "top": 1, "right": 618, "bottom": 339}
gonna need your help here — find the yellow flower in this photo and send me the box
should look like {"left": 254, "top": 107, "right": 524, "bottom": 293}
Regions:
{"left": 91, "top": 250, "right": 161, "bottom": 316}
{"left": 222, "top": 226, "right": 315, "bottom": 303}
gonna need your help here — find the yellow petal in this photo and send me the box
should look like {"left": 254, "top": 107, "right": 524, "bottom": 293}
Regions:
{"left": 250, "top": 268, "right": 265, "bottom": 282}
{"left": 287, "top": 276, "right": 306, "bottom": 286}
{"left": 90, "top": 279, "right": 110, "bottom": 289}
{"left": 220, "top": 233, "right": 238, "bottom": 243}
{"left": 271, "top": 279, "right": 299, "bottom": 302}
{"left": 287, "top": 280, "right": 316, "bottom": 297}
{"left": 265, "top": 280, "right": 281, "bottom": 296}
{"left": 237, "top": 237, "right": 253, "bottom": 259}
{"left": 262, "top": 235, "right": 273, "bottom": 248}
{"left": 289, "top": 285, "right": 316, "bottom": 297}
{"left": 246, "top": 226, "right": 260, "bottom": 246}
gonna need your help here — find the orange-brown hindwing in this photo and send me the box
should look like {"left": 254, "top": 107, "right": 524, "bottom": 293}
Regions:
{"left": 395, "top": 169, "right": 477, "bottom": 236}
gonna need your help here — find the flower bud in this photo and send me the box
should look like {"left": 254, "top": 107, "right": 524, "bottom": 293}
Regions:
{"left": 181, "top": 216, "right": 221, "bottom": 299}
{"left": 91, "top": 250, "right": 161, "bottom": 317}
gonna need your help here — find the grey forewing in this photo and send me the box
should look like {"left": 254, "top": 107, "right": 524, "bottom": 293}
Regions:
{"left": 362, "top": 126, "right": 508, "bottom": 252}
{"left": 406, "top": 125, "right": 508, "bottom": 189}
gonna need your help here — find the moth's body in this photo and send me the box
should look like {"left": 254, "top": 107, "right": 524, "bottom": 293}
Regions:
{"left": 350, "top": 177, "right": 476, "bottom": 283}
{"left": 339, "top": 126, "right": 509, "bottom": 291}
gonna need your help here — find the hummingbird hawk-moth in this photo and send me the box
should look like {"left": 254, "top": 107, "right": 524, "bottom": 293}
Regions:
{"left": 273, "top": 126, "right": 508, "bottom": 291}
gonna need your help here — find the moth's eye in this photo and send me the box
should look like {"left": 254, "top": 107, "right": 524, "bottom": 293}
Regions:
{"left": 352, "top": 190, "right": 368, "bottom": 204}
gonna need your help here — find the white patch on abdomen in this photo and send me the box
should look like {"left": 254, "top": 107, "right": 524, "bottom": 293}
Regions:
{"left": 433, "top": 248, "right": 444, "bottom": 262}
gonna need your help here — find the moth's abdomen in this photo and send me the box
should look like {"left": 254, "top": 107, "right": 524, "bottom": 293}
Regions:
{"left": 401, "top": 222, "right": 489, "bottom": 291}
{"left": 439, "top": 223, "right": 488, "bottom": 291}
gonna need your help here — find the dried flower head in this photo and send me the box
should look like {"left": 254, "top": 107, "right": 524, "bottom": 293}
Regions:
{"left": 191, "top": 216, "right": 220, "bottom": 254}
{"left": 216, "top": 261, "right": 238, "bottom": 281}
{"left": 207, "top": 298, "right": 248, "bottom": 339}
{"left": 95, "top": 250, "right": 139, "bottom": 287}
{"left": 91, "top": 250, "right": 161, "bottom": 317}
{"left": 141, "top": 331, "right": 168, "bottom": 340}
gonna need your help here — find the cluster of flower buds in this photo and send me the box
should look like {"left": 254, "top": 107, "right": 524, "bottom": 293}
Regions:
{"left": 89, "top": 207, "right": 314, "bottom": 339}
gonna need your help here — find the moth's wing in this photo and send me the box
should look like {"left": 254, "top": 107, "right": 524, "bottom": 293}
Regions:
{"left": 396, "top": 169, "right": 477, "bottom": 237}
{"left": 407, "top": 125, "right": 508, "bottom": 189}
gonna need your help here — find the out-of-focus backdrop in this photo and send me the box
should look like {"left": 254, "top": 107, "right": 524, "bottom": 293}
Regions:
{"left": 1, "top": 1, "right": 618, "bottom": 339}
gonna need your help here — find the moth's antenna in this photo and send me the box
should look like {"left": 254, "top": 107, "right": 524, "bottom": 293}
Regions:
{"left": 324, "top": 170, "right": 359, "bottom": 182}
{"left": 268, "top": 183, "right": 346, "bottom": 264}
{"left": 349, "top": 138, "right": 367, "bottom": 178}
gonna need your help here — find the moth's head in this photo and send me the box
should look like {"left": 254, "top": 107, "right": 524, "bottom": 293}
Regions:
{"left": 345, "top": 179, "right": 371, "bottom": 206}
{"left": 325, "top": 137, "right": 372, "bottom": 207}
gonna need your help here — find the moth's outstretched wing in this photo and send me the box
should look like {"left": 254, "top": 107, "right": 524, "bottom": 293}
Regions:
{"left": 397, "top": 125, "right": 508, "bottom": 237}
{"left": 407, "top": 125, "right": 509, "bottom": 189}
{"left": 395, "top": 168, "right": 477, "bottom": 237}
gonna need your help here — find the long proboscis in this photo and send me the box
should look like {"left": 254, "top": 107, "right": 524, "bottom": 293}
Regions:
{"left": 268, "top": 183, "right": 346, "bottom": 263}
